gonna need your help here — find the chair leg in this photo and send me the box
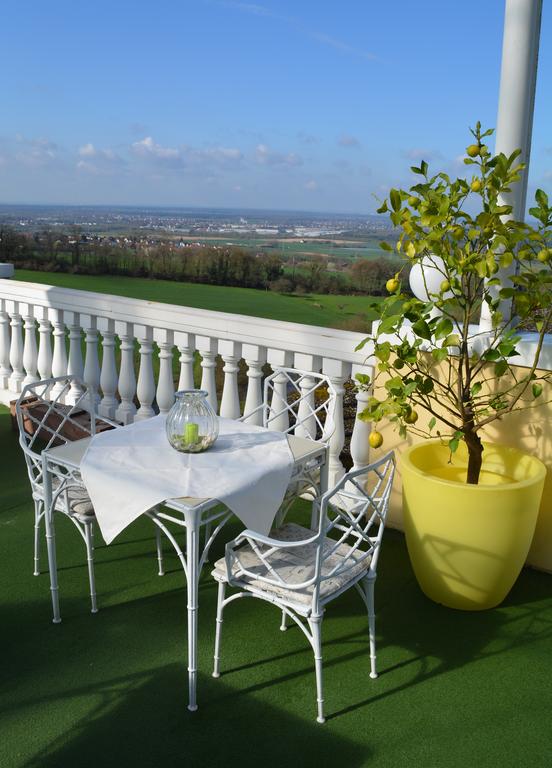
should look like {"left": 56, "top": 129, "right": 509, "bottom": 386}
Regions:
{"left": 33, "top": 500, "right": 42, "bottom": 576}
{"left": 84, "top": 520, "right": 98, "bottom": 614}
{"left": 309, "top": 614, "right": 325, "bottom": 724}
{"left": 280, "top": 609, "right": 287, "bottom": 631}
{"left": 212, "top": 580, "right": 226, "bottom": 678}
{"left": 365, "top": 576, "right": 378, "bottom": 679}
{"left": 155, "top": 525, "right": 165, "bottom": 576}
{"left": 203, "top": 521, "right": 212, "bottom": 562}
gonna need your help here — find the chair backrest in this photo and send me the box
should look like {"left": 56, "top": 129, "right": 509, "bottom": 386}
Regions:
{"left": 315, "top": 451, "right": 396, "bottom": 594}
{"left": 15, "top": 376, "right": 103, "bottom": 495}
{"left": 261, "top": 368, "right": 336, "bottom": 443}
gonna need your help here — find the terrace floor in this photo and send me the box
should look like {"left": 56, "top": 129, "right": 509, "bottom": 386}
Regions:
{"left": 1, "top": 404, "right": 551, "bottom": 768}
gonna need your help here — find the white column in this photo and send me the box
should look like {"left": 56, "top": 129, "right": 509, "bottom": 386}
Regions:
{"left": 242, "top": 343, "right": 266, "bottom": 425}
{"left": 175, "top": 331, "right": 196, "bottom": 390}
{"left": 82, "top": 316, "right": 101, "bottom": 409}
{"left": 323, "top": 359, "right": 350, "bottom": 487}
{"left": 8, "top": 308, "right": 25, "bottom": 393}
{"left": 66, "top": 314, "right": 85, "bottom": 405}
{"left": 155, "top": 329, "right": 175, "bottom": 414}
{"left": 219, "top": 340, "right": 241, "bottom": 419}
{"left": 197, "top": 336, "right": 218, "bottom": 412}
{"left": 0, "top": 301, "right": 11, "bottom": 389}
{"left": 22, "top": 308, "right": 39, "bottom": 386}
{"left": 266, "top": 350, "right": 294, "bottom": 432}
{"left": 37, "top": 309, "right": 53, "bottom": 382}
{"left": 115, "top": 322, "right": 137, "bottom": 424}
{"left": 50, "top": 309, "right": 68, "bottom": 400}
{"left": 480, "top": 0, "right": 543, "bottom": 330}
{"left": 98, "top": 320, "right": 118, "bottom": 420}
{"left": 135, "top": 327, "right": 156, "bottom": 420}
{"left": 294, "top": 354, "right": 321, "bottom": 440}
{"left": 350, "top": 365, "right": 373, "bottom": 472}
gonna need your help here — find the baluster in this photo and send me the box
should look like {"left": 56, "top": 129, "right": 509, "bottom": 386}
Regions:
{"left": 350, "top": 365, "right": 372, "bottom": 472}
{"left": 66, "top": 315, "right": 85, "bottom": 405}
{"left": 98, "top": 320, "right": 118, "bottom": 420}
{"left": 50, "top": 310, "right": 68, "bottom": 400}
{"left": 242, "top": 344, "right": 266, "bottom": 425}
{"left": 175, "top": 332, "right": 196, "bottom": 390}
{"left": 82, "top": 316, "right": 101, "bottom": 409}
{"left": 0, "top": 301, "right": 11, "bottom": 389}
{"left": 219, "top": 340, "right": 241, "bottom": 419}
{"left": 135, "top": 328, "right": 156, "bottom": 420}
{"left": 115, "top": 322, "right": 137, "bottom": 424}
{"left": 323, "top": 359, "right": 350, "bottom": 487}
{"left": 266, "top": 350, "right": 293, "bottom": 432}
{"left": 293, "top": 354, "right": 321, "bottom": 439}
{"left": 197, "top": 337, "right": 218, "bottom": 412}
{"left": 37, "top": 309, "right": 53, "bottom": 381}
{"left": 155, "top": 330, "right": 175, "bottom": 414}
{"left": 8, "top": 307, "right": 25, "bottom": 393}
{"left": 22, "top": 308, "right": 39, "bottom": 385}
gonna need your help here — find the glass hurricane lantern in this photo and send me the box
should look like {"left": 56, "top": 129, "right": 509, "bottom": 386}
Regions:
{"left": 166, "top": 390, "right": 219, "bottom": 453}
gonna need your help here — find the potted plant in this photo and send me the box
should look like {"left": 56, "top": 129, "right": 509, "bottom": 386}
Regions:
{"left": 356, "top": 123, "right": 551, "bottom": 610}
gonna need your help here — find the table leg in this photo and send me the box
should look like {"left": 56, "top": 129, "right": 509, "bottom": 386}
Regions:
{"left": 42, "top": 455, "right": 61, "bottom": 624}
{"left": 185, "top": 509, "right": 200, "bottom": 712}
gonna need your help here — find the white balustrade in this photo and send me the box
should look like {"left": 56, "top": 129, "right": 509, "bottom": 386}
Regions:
{"left": 22, "top": 310, "right": 39, "bottom": 386}
{"left": 115, "top": 322, "right": 137, "bottom": 424}
{"left": 155, "top": 329, "right": 175, "bottom": 414}
{"left": 0, "top": 302, "right": 11, "bottom": 389}
{"left": 82, "top": 316, "right": 101, "bottom": 408}
{"left": 135, "top": 328, "right": 156, "bottom": 420}
{"left": 50, "top": 310, "right": 68, "bottom": 399}
{"left": 293, "top": 354, "right": 321, "bottom": 440}
{"left": 98, "top": 320, "right": 118, "bottom": 420}
{"left": 242, "top": 343, "right": 266, "bottom": 425}
{"left": 266, "top": 350, "right": 293, "bottom": 432}
{"left": 8, "top": 309, "right": 25, "bottom": 393}
{"left": 176, "top": 332, "right": 196, "bottom": 391}
{"left": 219, "top": 340, "right": 241, "bottom": 419}
{"left": 197, "top": 336, "right": 218, "bottom": 412}
{"left": 36, "top": 309, "right": 53, "bottom": 381}
{"left": 66, "top": 314, "right": 85, "bottom": 405}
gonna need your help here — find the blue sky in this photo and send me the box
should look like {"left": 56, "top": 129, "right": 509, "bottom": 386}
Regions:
{"left": 0, "top": 0, "right": 550, "bottom": 213}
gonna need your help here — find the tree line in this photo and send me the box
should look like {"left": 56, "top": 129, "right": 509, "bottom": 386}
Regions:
{"left": 0, "top": 227, "right": 403, "bottom": 297}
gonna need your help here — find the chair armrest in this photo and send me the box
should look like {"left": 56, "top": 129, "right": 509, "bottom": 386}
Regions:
{"left": 231, "top": 527, "right": 320, "bottom": 550}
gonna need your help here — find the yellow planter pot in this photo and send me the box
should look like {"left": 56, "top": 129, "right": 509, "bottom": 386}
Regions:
{"left": 401, "top": 441, "right": 546, "bottom": 610}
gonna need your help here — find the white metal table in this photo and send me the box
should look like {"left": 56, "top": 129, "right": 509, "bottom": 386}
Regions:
{"left": 41, "top": 429, "right": 328, "bottom": 711}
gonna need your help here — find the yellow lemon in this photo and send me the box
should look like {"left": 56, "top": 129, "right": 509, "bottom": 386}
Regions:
{"left": 404, "top": 410, "right": 419, "bottom": 424}
{"left": 467, "top": 144, "right": 480, "bottom": 158}
{"left": 471, "top": 178, "right": 482, "bottom": 193}
{"left": 369, "top": 431, "right": 384, "bottom": 449}
{"left": 407, "top": 195, "right": 418, "bottom": 207}
{"left": 386, "top": 278, "right": 399, "bottom": 293}
{"left": 440, "top": 279, "right": 451, "bottom": 293}
{"left": 537, "top": 249, "right": 551, "bottom": 263}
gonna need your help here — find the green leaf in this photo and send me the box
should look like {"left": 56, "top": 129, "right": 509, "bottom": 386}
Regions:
{"left": 420, "top": 160, "right": 428, "bottom": 176}
{"left": 379, "top": 240, "right": 393, "bottom": 251}
{"left": 434, "top": 318, "right": 453, "bottom": 340}
{"left": 428, "top": 417, "right": 436, "bottom": 431}
{"left": 535, "top": 189, "right": 549, "bottom": 208}
{"left": 410, "top": 165, "right": 423, "bottom": 175}
{"left": 532, "top": 383, "right": 543, "bottom": 399}
{"left": 376, "top": 201, "right": 389, "bottom": 214}
{"left": 412, "top": 319, "right": 432, "bottom": 340}
{"left": 390, "top": 189, "right": 401, "bottom": 212}
{"left": 494, "top": 360, "right": 508, "bottom": 377}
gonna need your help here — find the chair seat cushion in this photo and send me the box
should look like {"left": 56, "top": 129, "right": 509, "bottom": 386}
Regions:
{"left": 51, "top": 479, "right": 95, "bottom": 518}
{"left": 212, "top": 522, "right": 370, "bottom": 607}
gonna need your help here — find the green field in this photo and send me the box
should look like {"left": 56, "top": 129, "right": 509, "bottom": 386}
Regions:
{"left": 14, "top": 270, "right": 379, "bottom": 331}
{"left": 177, "top": 235, "right": 384, "bottom": 261}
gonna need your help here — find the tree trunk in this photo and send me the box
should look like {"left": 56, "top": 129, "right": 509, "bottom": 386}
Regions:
{"left": 465, "top": 430, "right": 484, "bottom": 484}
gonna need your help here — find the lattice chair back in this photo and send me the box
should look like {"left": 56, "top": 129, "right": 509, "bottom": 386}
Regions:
{"left": 261, "top": 368, "right": 336, "bottom": 443}
{"left": 15, "top": 376, "right": 105, "bottom": 499}
{"left": 312, "top": 451, "right": 395, "bottom": 606}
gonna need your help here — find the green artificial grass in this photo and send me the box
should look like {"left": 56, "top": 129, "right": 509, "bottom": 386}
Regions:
{"left": 1, "top": 404, "right": 552, "bottom": 768}
{"left": 13, "top": 270, "right": 380, "bottom": 331}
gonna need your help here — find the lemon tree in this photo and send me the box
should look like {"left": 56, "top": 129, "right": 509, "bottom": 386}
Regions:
{"left": 356, "top": 123, "right": 552, "bottom": 484}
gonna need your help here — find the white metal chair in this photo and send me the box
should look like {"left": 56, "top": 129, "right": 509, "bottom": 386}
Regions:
{"left": 211, "top": 451, "right": 395, "bottom": 723}
{"left": 16, "top": 376, "right": 164, "bottom": 615}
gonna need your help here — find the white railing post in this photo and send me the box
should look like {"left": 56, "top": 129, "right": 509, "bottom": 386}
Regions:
{"left": 175, "top": 332, "right": 196, "bottom": 391}
{"left": 242, "top": 343, "right": 266, "bottom": 425}
{"left": 266, "top": 350, "right": 293, "bottom": 432}
{"left": 197, "top": 336, "right": 218, "bottom": 412}
{"left": 155, "top": 329, "right": 175, "bottom": 414}
{"left": 36, "top": 308, "right": 53, "bottom": 382}
{"left": 135, "top": 326, "right": 156, "bottom": 420}
{"left": 323, "top": 359, "right": 350, "bottom": 486}
{"left": 0, "top": 300, "right": 11, "bottom": 389}
{"left": 350, "top": 365, "right": 372, "bottom": 472}
{"left": 66, "top": 313, "right": 85, "bottom": 405}
{"left": 82, "top": 315, "right": 101, "bottom": 409}
{"left": 8, "top": 306, "right": 25, "bottom": 393}
{"left": 22, "top": 307, "right": 39, "bottom": 386}
{"left": 294, "top": 354, "right": 321, "bottom": 439}
{"left": 219, "top": 339, "right": 242, "bottom": 419}
{"left": 98, "top": 319, "right": 118, "bottom": 420}
{"left": 50, "top": 309, "right": 68, "bottom": 399}
{"left": 115, "top": 322, "right": 137, "bottom": 424}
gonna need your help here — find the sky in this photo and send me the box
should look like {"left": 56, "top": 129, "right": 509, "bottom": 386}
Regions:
{"left": 0, "top": 0, "right": 550, "bottom": 214}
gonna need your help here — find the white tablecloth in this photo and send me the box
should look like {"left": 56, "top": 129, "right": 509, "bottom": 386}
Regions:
{"left": 80, "top": 415, "right": 294, "bottom": 544}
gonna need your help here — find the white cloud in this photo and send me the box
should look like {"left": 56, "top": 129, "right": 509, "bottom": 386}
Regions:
{"left": 402, "top": 147, "right": 443, "bottom": 161}
{"left": 255, "top": 143, "right": 302, "bottom": 167}
{"left": 78, "top": 143, "right": 96, "bottom": 157}
{"left": 15, "top": 136, "right": 57, "bottom": 167}
{"left": 338, "top": 134, "right": 361, "bottom": 148}
{"left": 76, "top": 144, "right": 124, "bottom": 175}
{"left": 304, "top": 179, "right": 318, "bottom": 190}
{"left": 131, "top": 136, "right": 180, "bottom": 161}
